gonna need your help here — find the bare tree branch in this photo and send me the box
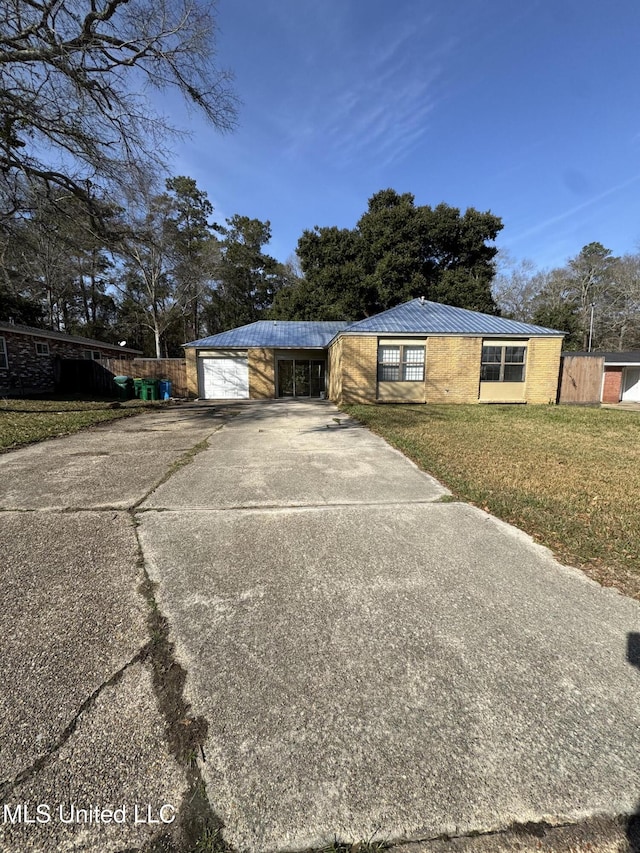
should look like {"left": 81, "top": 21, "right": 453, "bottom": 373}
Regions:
{"left": 0, "top": 0, "right": 237, "bottom": 222}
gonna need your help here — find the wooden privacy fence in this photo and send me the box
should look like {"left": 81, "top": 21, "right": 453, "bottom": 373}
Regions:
{"left": 558, "top": 354, "right": 604, "bottom": 404}
{"left": 57, "top": 358, "right": 117, "bottom": 396}
{"left": 102, "top": 358, "right": 189, "bottom": 398}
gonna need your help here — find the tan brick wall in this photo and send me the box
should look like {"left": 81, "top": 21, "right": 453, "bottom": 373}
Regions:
{"left": 602, "top": 366, "right": 622, "bottom": 403}
{"left": 327, "top": 337, "right": 343, "bottom": 402}
{"left": 249, "top": 348, "right": 275, "bottom": 399}
{"left": 339, "top": 336, "right": 378, "bottom": 404}
{"left": 425, "top": 337, "right": 483, "bottom": 403}
{"left": 524, "top": 337, "right": 564, "bottom": 403}
{"left": 185, "top": 348, "right": 198, "bottom": 397}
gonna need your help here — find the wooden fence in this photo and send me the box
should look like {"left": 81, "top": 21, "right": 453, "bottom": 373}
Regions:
{"left": 558, "top": 354, "right": 604, "bottom": 403}
{"left": 101, "top": 358, "right": 189, "bottom": 397}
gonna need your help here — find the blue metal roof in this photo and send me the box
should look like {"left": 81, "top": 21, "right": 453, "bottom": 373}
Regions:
{"left": 185, "top": 321, "right": 349, "bottom": 349}
{"left": 344, "top": 299, "right": 564, "bottom": 336}
{"left": 185, "top": 300, "right": 564, "bottom": 350}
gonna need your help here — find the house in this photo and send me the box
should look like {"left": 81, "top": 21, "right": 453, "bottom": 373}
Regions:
{"left": 183, "top": 298, "right": 564, "bottom": 405}
{"left": 559, "top": 351, "right": 640, "bottom": 404}
{"left": 0, "top": 321, "right": 142, "bottom": 396}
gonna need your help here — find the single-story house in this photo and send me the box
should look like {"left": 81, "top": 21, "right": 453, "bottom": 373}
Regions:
{"left": 0, "top": 321, "right": 141, "bottom": 396}
{"left": 558, "top": 350, "right": 640, "bottom": 404}
{"left": 184, "top": 298, "right": 564, "bottom": 405}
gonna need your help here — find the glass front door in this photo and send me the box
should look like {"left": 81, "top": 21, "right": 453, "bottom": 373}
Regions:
{"left": 278, "top": 359, "right": 325, "bottom": 397}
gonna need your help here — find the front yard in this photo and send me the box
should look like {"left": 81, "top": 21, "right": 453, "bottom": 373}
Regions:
{"left": 344, "top": 403, "right": 640, "bottom": 599}
{"left": 0, "top": 398, "right": 161, "bottom": 451}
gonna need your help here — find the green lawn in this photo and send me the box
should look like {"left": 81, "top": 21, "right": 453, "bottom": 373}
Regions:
{"left": 344, "top": 403, "right": 640, "bottom": 599}
{"left": 0, "top": 398, "right": 162, "bottom": 451}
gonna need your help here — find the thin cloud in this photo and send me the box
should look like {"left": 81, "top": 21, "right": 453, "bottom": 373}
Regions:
{"left": 276, "top": 18, "right": 455, "bottom": 170}
{"left": 510, "top": 172, "right": 640, "bottom": 244}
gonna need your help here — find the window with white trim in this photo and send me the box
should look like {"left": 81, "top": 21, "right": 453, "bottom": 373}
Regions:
{"left": 481, "top": 344, "right": 526, "bottom": 382}
{"left": 82, "top": 349, "right": 102, "bottom": 360}
{"left": 378, "top": 344, "right": 425, "bottom": 382}
{"left": 0, "top": 336, "right": 7, "bottom": 370}
{"left": 35, "top": 341, "right": 50, "bottom": 356}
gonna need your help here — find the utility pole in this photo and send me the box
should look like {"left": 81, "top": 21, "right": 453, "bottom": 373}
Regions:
{"left": 588, "top": 302, "right": 596, "bottom": 352}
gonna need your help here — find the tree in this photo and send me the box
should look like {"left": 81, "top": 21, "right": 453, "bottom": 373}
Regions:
{"left": 0, "top": 0, "right": 236, "bottom": 221}
{"left": 117, "top": 189, "right": 186, "bottom": 358}
{"left": 0, "top": 187, "right": 119, "bottom": 335}
{"left": 491, "top": 252, "right": 540, "bottom": 321}
{"left": 596, "top": 254, "right": 640, "bottom": 350}
{"left": 526, "top": 243, "right": 618, "bottom": 349}
{"left": 272, "top": 189, "right": 502, "bottom": 320}
{"left": 206, "top": 215, "right": 285, "bottom": 331}
{"left": 164, "top": 176, "right": 218, "bottom": 341}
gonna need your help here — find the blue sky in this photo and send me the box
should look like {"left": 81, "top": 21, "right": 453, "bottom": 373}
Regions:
{"left": 165, "top": 0, "right": 640, "bottom": 271}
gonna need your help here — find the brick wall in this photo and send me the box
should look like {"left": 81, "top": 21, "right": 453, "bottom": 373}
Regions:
{"left": 339, "top": 336, "right": 378, "bottom": 404}
{"left": 328, "top": 334, "right": 564, "bottom": 406}
{"left": 0, "top": 330, "right": 133, "bottom": 396}
{"left": 249, "top": 348, "right": 275, "bottom": 399}
{"left": 602, "top": 367, "right": 622, "bottom": 403}
{"left": 524, "top": 337, "right": 564, "bottom": 403}
{"left": 327, "top": 337, "right": 343, "bottom": 402}
{"left": 425, "top": 337, "right": 483, "bottom": 403}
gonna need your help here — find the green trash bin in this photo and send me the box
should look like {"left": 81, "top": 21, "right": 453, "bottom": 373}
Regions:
{"left": 141, "top": 378, "right": 159, "bottom": 401}
{"left": 113, "top": 375, "right": 133, "bottom": 399}
{"left": 133, "top": 378, "right": 143, "bottom": 399}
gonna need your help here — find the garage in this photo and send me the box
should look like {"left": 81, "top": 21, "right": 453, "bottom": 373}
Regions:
{"left": 198, "top": 355, "right": 249, "bottom": 399}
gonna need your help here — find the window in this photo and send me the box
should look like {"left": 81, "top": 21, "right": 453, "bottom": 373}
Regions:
{"left": 481, "top": 344, "right": 526, "bottom": 382}
{"left": 0, "top": 337, "right": 7, "bottom": 370}
{"left": 35, "top": 341, "right": 50, "bottom": 356}
{"left": 378, "top": 344, "right": 425, "bottom": 382}
{"left": 82, "top": 349, "right": 102, "bottom": 360}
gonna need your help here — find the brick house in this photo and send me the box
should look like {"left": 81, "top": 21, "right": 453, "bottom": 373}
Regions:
{"left": 183, "top": 298, "right": 564, "bottom": 404}
{"left": 0, "top": 322, "right": 141, "bottom": 396}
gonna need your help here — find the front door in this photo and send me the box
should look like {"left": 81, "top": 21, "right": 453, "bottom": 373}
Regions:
{"left": 277, "top": 359, "right": 325, "bottom": 397}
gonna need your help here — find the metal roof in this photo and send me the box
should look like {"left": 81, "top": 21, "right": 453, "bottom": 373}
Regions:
{"left": 343, "top": 299, "right": 564, "bottom": 336}
{"left": 185, "top": 321, "right": 349, "bottom": 349}
{"left": 185, "top": 300, "right": 564, "bottom": 350}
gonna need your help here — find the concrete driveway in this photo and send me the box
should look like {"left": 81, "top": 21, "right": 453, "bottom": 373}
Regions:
{"left": 2, "top": 400, "right": 640, "bottom": 852}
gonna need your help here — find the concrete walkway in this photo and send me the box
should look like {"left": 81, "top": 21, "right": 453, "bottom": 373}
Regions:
{"left": 2, "top": 400, "right": 640, "bottom": 852}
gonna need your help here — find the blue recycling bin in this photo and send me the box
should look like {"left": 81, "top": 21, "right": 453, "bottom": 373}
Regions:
{"left": 158, "top": 379, "right": 172, "bottom": 400}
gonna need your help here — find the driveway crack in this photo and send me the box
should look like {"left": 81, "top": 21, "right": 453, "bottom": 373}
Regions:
{"left": 0, "top": 647, "right": 147, "bottom": 802}
{"left": 131, "top": 519, "right": 233, "bottom": 852}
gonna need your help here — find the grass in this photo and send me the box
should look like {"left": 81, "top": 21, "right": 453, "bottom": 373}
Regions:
{"left": 0, "top": 397, "right": 164, "bottom": 451}
{"left": 343, "top": 403, "right": 640, "bottom": 599}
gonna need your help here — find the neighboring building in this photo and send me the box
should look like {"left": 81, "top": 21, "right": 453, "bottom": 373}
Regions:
{"left": 558, "top": 351, "right": 640, "bottom": 404}
{"left": 184, "top": 298, "right": 564, "bottom": 404}
{"left": 0, "top": 322, "right": 141, "bottom": 396}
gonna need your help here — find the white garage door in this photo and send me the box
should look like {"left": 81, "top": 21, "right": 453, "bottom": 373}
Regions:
{"left": 199, "top": 356, "right": 249, "bottom": 399}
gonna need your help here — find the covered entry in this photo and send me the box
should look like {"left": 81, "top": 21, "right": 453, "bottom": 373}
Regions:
{"left": 276, "top": 353, "right": 326, "bottom": 398}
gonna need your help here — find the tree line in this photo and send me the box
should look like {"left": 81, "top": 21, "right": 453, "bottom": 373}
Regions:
{"left": 493, "top": 242, "right": 640, "bottom": 351}
{"left": 1, "top": 1, "right": 638, "bottom": 355}
{"left": 1, "top": 183, "right": 506, "bottom": 355}
{"left": 3, "top": 180, "right": 640, "bottom": 356}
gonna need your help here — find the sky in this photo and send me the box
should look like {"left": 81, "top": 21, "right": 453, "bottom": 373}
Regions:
{"left": 163, "top": 0, "right": 640, "bottom": 272}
